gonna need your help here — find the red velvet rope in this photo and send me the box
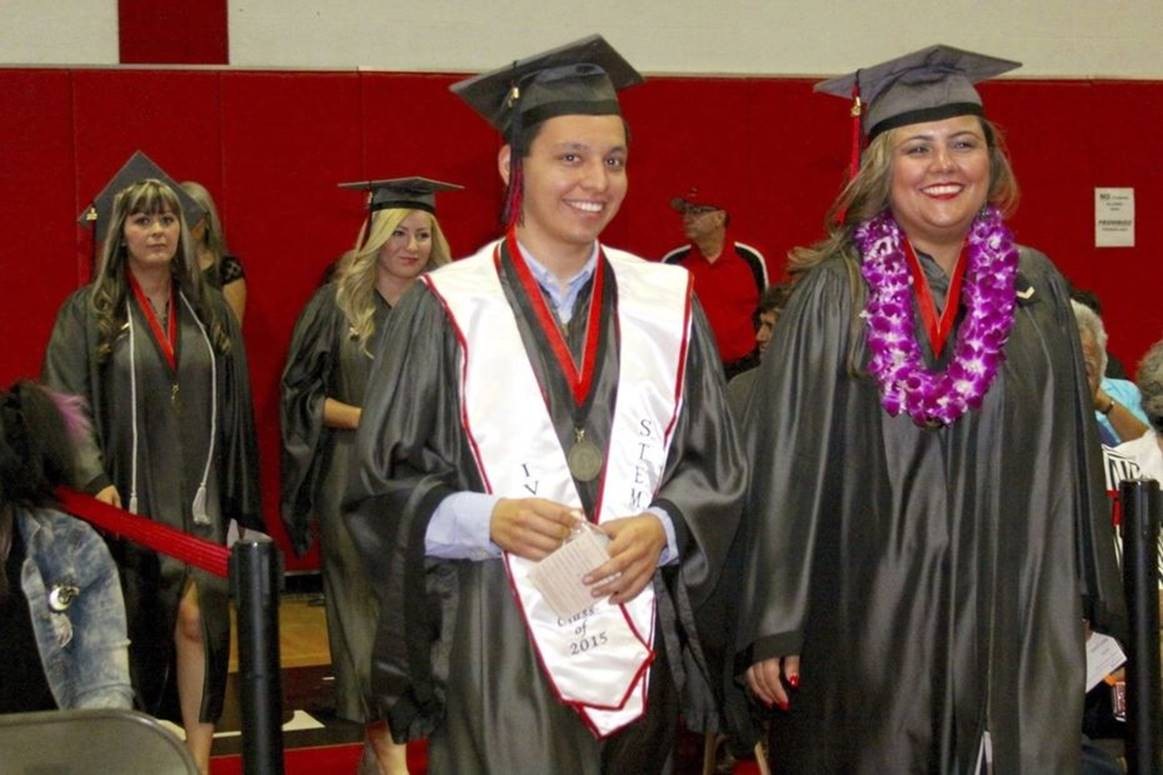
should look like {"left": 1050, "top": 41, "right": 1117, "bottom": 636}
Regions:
{"left": 54, "top": 486, "right": 230, "bottom": 578}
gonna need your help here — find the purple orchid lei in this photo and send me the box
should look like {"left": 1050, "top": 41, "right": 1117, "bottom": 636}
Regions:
{"left": 854, "top": 205, "right": 1019, "bottom": 427}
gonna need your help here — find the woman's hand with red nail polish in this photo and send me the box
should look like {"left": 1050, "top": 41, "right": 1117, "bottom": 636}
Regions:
{"left": 746, "top": 654, "right": 800, "bottom": 709}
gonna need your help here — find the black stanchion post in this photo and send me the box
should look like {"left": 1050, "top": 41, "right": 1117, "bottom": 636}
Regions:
{"left": 1121, "top": 478, "right": 1162, "bottom": 775}
{"left": 230, "top": 539, "right": 285, "bottom": 775}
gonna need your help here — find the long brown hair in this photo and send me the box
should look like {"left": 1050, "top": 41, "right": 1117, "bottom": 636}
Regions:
{"left": 90, "top": 179, "right": 230, "bottom": 362}
{"left": 786, "top": 117, "right": 1020, "bottom": 369}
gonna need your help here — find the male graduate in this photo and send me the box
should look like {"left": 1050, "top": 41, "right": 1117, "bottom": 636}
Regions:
{"left": 345, "top": 36, "right": 745, "bottom": 773}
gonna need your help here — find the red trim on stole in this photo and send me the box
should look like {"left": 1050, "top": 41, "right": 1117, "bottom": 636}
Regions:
{"left": 663, "top": 274, "right": 695, "bottom": 444}
{"left": 502, "top": 229, "right": 605, "bottom": 407}
{"left": 426, "top": 247, "right": 672, "bottom": 737}
{"left": 903, "top": 240, "right": 966, "bottom": 359}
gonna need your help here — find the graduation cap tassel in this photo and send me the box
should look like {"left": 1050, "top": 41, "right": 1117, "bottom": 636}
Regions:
{"left": 501, "top": 77, "right": 525, "bottom": 232}
{"left": 502, "top": 159, "right": 524, "bottom": 233}
{"left": 835, "top": 78, "right": 863, "bottom": 226}
{"left": 356, "top": 192, "right": 374, "bottom": 251}
{"left": 847, "top": 79, "right": 863, "bottom": 181}
{"left": 84, "top": 205, "right": 99, "bottom": 280}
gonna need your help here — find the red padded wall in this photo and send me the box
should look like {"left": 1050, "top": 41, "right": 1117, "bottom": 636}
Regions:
{"left": 613, "top": 77, "right": 848, "bottom": 268}
{"left": 220, "top": 72, "right": 364, "bottom": 565}
{"left": 984, "top": 79, "right": 1163, "bottom": 367}
{"left": 360, "top": 72, "right": 503, "bottom": 256}
{"left": 119, "top": 0, "right": 229, "bottom": 65}
{"left": 71, "top": 70, "right": 224, "bottom": 254}
{"left": 0, "top": 70, "right": 77, "bottom": 387}
{"left": 2, "top": 66, "right": 1160, "bottom": 567}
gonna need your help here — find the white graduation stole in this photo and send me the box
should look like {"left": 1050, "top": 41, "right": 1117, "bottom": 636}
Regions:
{"left": 423, "top": 240, "right": 692, "bottom": 737}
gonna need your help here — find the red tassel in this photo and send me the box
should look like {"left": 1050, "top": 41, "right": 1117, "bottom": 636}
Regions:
{"left": 502, "top": 160, "right": 524, "bottom": 232}
{"left": 847, "top": 83, "right": 863, "bottom": 180}
{"left": 835, "top": 81, "right": 864, "bottom": 225}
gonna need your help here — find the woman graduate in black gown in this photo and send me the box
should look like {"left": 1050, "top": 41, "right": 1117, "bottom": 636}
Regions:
{"left": 281, "top": 177, "right": 457, "bottom": 774}
{"left": 736, "top": 46, "right": 1124, "bottom": 773}
{"left": 43, "top": 153, "right": 261, "bottom": 774}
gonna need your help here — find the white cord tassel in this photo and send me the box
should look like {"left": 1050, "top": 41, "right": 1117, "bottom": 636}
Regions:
{"left": 126, "top": 302, "right": 141, "bottom": 515}
{"left": 192, "top": 483, "right": 210, "bottom": 525}
{"left": 181, "top": 292, "right": 217, "bottom": 528}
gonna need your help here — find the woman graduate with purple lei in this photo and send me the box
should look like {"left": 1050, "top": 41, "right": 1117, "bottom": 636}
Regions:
{"left": 736, "top": 45, "right": 1124, "bottom": 773}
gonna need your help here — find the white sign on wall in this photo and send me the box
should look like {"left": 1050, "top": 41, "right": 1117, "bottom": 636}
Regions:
{"left": 1095, "top": 188, "right": 1135, "bottom": 248}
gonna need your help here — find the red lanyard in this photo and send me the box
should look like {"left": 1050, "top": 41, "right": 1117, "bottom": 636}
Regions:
{"left": 903, "top": 241, "right": 966, "bottom": 358}
{"left": 500, "top": 229, "right": 604, "bottom": 407}
{"left": 127, "top": 271, "right": 177, "bottom": 371}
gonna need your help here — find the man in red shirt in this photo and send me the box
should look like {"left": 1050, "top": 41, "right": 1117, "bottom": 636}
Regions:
{"left": 662, "top": 187, "right": 768, "bottom": 379}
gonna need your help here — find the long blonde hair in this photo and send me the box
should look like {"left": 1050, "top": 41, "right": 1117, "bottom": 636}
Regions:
{"left": 90, "top": 179, "right": 229, "bottom": 362}
{"left": 335, "top": 207, "right": 451, "bottom": 346}
{"left": 180, "top": 180, "right": 229, "bottom": 267}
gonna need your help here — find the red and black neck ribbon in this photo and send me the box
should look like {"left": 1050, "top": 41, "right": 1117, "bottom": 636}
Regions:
{"left": 903, "top": 240, "right": 967, "bottom": 359}
{"left": 499, "top": 228, "right": 605, "bottom": 409}
{"left": 127, "top": 269, "right": 177, "bottom": 371}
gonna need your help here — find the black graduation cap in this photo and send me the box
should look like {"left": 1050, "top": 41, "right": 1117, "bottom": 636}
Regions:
{"left": 78, "top": 150, "right": 205, "bottom": 244}
{"left": 337, "top": 176, "right": 463, "bottom": 215}
{"left": 450, "top": 34, "right": 643, "bottom": 142}
{"left": 816, "top": 44, "right": 1021, "bottom": 141}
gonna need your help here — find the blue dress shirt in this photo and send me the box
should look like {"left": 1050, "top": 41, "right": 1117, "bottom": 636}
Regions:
{"left": 423, "top": 240, "right": 679, "bottom": 564}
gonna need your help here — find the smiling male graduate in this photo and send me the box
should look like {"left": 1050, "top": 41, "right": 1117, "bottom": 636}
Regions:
{"left": 344, "top": 34, "right": 745, "bottom": 773}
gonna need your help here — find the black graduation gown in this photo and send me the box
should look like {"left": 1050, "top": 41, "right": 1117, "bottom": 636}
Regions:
{"left": 281, "top": 283, "right": 389, "bottom": 721}
{"left": 42, "top": 285, "right": 262, "bottom": 722}
{"left": 735, "top": 245, "right": 1125, "bottom": 773}
{"left": 344, "top": 244, "right": 746, "bottom": 774}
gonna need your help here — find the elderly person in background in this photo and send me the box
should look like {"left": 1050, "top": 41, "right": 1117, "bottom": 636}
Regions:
{"left": 1070, "top": 286, "right": 1130, "bottom": 378}
{"left": 1072, "top": 300, "right": 1150, "bottom": 445}
{"left": 664, "top": 187, "right": 770, "bottom": 380}
{"left": 1116, "top": 339, "right": 1163, "bottom": 483}
{"left": 736, "top": 45, "right": 1124, "bottom": 772}
{"left": 1092, "top": 339, "right": 1163, "bottom": 765}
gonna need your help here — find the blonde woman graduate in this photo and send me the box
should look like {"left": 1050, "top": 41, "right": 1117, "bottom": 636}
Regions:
{"left": 281, "top": 177, "right": 459, "bottom": 774}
